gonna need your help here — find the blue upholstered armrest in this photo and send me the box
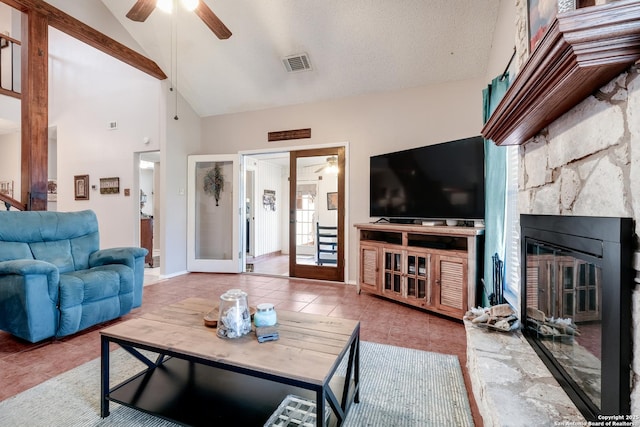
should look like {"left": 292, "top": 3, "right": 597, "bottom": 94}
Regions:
{"left": 0, "top": 259, "right": 60, "bottom": 301}
{"left": 0, "top": 259, "right": 60, "bottom": 281}
{"left": 89, "top": 247, "right": 148, "bottom": 269}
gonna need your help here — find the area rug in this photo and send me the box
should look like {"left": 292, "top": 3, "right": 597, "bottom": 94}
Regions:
{"left": 0, "top": 341, "right": 473, "bottom": 427}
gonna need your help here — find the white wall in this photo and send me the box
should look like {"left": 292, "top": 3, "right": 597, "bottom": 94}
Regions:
{"left": 45, "top": 0, "right": 147, "bottom": 56}
{"left": 316, "top": 170, "right": 338, "bottom": 228}
{"left": 200, "top": 78, "right": 485, "bottom": 282}
{"left": 47, "top": 130, "right": 57, "bottom": 211}
{"left": 152, "top": 161, "right": 160, "bottom": 252}
{"left": 48, "top": 26, "right": 164, "bottom": 249}
{"left": 0, "top": 131, "right": 19, "bottom": 198}
{"left": 485, "top": 0, "right": 518, "bottom": 82}
{"left": 0, "top": 96, "right": 18, "bottom": 125}
{"left": 252, "top": 159, "right": 284, "bottom": 258}
{"left": 161, "top": 86, "right": 201, "bottom": 276}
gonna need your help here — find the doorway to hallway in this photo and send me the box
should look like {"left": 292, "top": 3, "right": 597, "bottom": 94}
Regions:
{"left": 139, "top": 151, "right": 160, "bottom": 283}
{"left": 243, "top": 145, "right": 345, "bottom": 282}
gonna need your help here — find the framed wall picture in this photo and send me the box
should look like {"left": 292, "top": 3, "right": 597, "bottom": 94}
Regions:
{"left": 327, "top": 192, "right": 338, "bottom": 210}
{"left": 527, "top": 1, "right": 587, "bottom": 53}
{"left": 100, "top": 177, "right": 120, "bottom": 194}
{"left": 74, "top": 175, "right": 89, "bottom": 200}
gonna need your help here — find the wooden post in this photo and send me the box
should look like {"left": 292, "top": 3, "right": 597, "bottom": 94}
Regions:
{"left": 20, "top": 9, "right": 48, "bottom": 210}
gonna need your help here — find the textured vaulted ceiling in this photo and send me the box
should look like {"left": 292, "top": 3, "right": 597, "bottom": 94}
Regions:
{"left": 103, "top": 1, "right": 500, "bottom": 117}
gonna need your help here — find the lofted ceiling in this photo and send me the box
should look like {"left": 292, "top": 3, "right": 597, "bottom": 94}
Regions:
{"left": 98, "top": 0, "right": 501, "bottom": 118}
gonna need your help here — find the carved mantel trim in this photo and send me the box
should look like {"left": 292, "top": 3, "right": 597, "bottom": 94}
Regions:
{"left": 481, "top": 0, "right": 640, "bottom": 146}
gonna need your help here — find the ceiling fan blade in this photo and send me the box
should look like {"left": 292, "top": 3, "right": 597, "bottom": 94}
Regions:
{"left": 194, "top": 1, "right": 232, "bottom": 39}
{"left": 126, "top": 0, "right": 156, "bottom": 22}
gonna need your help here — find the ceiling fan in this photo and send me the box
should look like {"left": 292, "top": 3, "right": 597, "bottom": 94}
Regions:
{"left": 126, "top": 0, "right": 232, "bottom": 40}
{"left": 315, "top": 156, "right": 339, "bottom": 174}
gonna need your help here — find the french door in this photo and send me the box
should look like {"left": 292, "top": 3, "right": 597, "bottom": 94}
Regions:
{"left": 289, "top": 147, "right": 345, "bottom": 282}
{"left": 187, "top": 154, "right": 241, "bottom": 273}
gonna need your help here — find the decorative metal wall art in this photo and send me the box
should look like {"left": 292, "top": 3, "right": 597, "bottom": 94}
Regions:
{"left": 204, "top": 163, "right": 224, "bottom": 206}
{"left": 100, "top": 177, "right": 120, "bottom": 194}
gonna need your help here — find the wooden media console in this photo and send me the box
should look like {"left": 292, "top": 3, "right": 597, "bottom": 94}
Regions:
{"left": 355, "top": 223, "right": 484, "bottom": 319}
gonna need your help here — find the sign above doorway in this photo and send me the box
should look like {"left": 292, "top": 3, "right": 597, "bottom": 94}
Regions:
{"left": 267, "top": 128, "right": 311, "bottom": 142}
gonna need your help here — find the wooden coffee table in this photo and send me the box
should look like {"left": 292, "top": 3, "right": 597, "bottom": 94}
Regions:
{"left": 100, "top": 297, "right": 360, "bottom": 426}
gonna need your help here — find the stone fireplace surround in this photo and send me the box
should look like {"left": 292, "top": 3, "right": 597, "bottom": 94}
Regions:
{"left": 467, "top": 1, "right": 640, "bottom": 425}
{"left": 516, "top": 17, "right": 640, "bottom": 422}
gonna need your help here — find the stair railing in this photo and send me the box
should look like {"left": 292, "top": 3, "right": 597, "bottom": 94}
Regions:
{"left": 0, "top": 33, "right": 20, "bottom": 98}
{"left": 0, "top": 191, "right": 26, "bottom": 211}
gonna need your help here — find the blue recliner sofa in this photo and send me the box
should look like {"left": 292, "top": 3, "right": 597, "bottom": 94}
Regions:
{"left": 0, "top": 210, "right": 148, "bottom": 342}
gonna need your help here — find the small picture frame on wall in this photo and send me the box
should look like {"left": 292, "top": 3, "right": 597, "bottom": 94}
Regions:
{"left": 100, "top": 177, "right": 120, "bottom": 195}
{"left": 74, "top": 175, "right": 89, "bottom": 200}
{"left": 327, "top": 192, "right": 338, "bottom": 210}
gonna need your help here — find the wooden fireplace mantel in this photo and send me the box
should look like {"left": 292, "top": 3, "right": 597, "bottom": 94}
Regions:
{"left": 481, "top": 0, "right": 640, "bottom": 146}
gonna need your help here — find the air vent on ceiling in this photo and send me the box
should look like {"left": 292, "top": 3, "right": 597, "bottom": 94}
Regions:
{"left": 282, "top": 53, "right": 312, "bottom": 73}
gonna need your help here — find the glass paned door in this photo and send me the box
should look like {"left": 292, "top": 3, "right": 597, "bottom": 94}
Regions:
{"left": 187, "top": 154, "right": 241, "bottom": 273}
{"left": 289, "top": 147, "right": 345, "bottom": 282}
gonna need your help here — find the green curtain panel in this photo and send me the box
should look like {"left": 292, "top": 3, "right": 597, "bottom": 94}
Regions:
{"left": 482, "top": 74, "right": 510, "bottom": 307}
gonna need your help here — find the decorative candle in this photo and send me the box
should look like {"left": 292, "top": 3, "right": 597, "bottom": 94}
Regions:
{"left": 254, "top": 303, "right": 277, "bottom": 327}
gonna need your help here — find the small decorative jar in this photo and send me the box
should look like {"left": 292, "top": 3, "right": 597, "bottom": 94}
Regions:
{"left": 217, "top": 289, "right": 251, "bottom": 338}
{"left": 254, "top": 303, "right": 277, "bottom": 327}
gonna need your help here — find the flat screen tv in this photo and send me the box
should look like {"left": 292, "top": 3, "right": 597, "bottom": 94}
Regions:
{"left": 369, "top": 136, "right": 485, "bottom": 221}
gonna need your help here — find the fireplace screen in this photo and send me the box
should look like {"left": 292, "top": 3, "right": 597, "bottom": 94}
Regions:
{"left": 525, "top": 240, "right": 602, "bottom": 409}
{"left": 521, "top": 214, "right": 633, "bottom": 421}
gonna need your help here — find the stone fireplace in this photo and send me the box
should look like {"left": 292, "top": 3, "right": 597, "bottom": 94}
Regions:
{"left": 521, "top": 214, "right": 634, "bottom": 419}
{"left": 469, "top": 1, "right": 640, "bottom": 423}
{"left": 516, "top": 31, "right": 640, "bottom": 418}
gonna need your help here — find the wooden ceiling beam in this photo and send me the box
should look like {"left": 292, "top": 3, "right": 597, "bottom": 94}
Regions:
{"left": 0, "top": 0, "right": 167, "bottom": 80}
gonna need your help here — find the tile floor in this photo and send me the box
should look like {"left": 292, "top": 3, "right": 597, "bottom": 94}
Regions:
{"left": 0, "top": 273, "right": 482, "bottom": 426}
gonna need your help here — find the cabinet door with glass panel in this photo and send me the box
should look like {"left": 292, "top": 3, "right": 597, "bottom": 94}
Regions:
{"left": 382, "top": 247, "right": 431, "bottom": 302}
{"left": 406, "top": 250, "right": 431, "bottom": 304}
{"left": 382, "top": 247, "right": 403, "bottom": 296}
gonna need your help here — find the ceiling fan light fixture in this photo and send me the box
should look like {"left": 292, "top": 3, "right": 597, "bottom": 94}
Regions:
{"left": 156, "top": 0, "right": 173, "bottom": 14}
{"left": 314, "top": 156, "right": 339, "bottom": 174}
{"left": 326, "top": 156, "right": 338, "bottom": 174}
{"left": 181, "top": 0, "right": 199, "bottom": 12}
{"left": 126, "top": 0, "right": 231, "bottom": 39}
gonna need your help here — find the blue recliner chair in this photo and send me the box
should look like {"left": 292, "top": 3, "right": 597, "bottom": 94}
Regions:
{"left": 0, "top": 210, "right": 147, "bottom": 342}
